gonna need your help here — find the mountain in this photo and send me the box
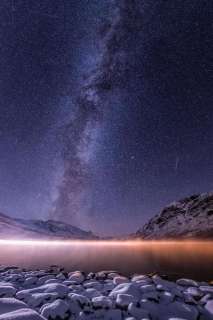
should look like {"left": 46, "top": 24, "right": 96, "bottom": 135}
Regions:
{"left": 0, "top": 213, "right": 97, "bottom": 240}
{"left": 134, "top": 192, "right": 213, "bottom": 239}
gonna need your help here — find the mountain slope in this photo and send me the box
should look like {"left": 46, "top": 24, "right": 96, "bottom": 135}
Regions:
{"left": 0, "top": 213, "right": 97, "bottom": 240}
{"left": 135, "top": 193, "right": 213, "bottom": 239}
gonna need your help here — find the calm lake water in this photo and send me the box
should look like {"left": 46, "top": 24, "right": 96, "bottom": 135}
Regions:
{"left": 0, "top": 240, "right": 212, "bottom": 281}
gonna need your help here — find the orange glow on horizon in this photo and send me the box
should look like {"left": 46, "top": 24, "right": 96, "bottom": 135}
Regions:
{"left": 0, "top": 239, "right": 212, "bottom": 246}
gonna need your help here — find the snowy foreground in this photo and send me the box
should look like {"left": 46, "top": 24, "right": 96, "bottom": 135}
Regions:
{"left": 0, "top": 267, "right": 212, "bottom": 320}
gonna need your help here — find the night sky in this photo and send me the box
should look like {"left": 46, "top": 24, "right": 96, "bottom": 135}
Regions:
{"left": 0, "top": 0, "right": 212, "bottom": 236}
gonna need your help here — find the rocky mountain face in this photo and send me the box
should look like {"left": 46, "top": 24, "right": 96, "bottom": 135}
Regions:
{"left": 135, "top": 193, "right": 213, "bottom": 239}
{"left": 0, "top": 213, "right": 97, "bottom": 240}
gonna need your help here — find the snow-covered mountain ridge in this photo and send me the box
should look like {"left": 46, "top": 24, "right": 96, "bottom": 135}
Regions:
{"left": 0, "top": 213, "right": 97, "bottom": 240}
{"left": 135, "top": 192, "right": 213, "bottom": 239}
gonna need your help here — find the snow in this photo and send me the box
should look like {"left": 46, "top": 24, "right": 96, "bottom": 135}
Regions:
{"left": 0, "top": 212, "right": 97, "bottom": 240}
{"left": 116, "top": 293, "right": 136, "bottom": 307}
{"left": 0, "top": 298, "right": 28, "bottom": 315}
{"left": 40, "top": 299, "right": 70, "bottom": 319}
{"left": 0, "top": 308, "right": 46, "bottom": 320}
{"left": 16, "top": 283, "right": 69, "bottom": 302}
{"left": 0, "top": 268, "right": 212, "bottom": 319}
{"left": 136, "top": 192, "right": 213, "bottom": 239}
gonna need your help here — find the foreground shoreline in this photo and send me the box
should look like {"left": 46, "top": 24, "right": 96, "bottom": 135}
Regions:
{"left": 0, "top": 266, "right": 212, "bottom": 319}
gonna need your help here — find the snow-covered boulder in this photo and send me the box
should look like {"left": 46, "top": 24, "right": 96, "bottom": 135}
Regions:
{"left": 205, "top": 300, "right": 213, "bottom": 315}
{"left": 92, "top": 296, "right": 113, "bottom": 309}
{"left": 16, "top": 283, "right": 69, "bottom": 302}
{"left": 116, "top": 293, "right": 136, "bottom": 307}
{"left": 37, "top": 275, "right": 56, "bottom": 285}
{"left": 140, "top": 300, "right": 199, "bottom": 320}
{"left": 84, "top": 288, "right": 101, "bottom": 299}
{"left": 84, "top": 280, "right": 103, "bottom": 291}
{"left": 28, "top": 292, "right": 59, "bottom": 308}
{"left": 0, "top": 298, "right": 28, "bottom": 315}
{"left": 24, "top": 277, "right": 38, "bottom": 286}
{"left": 0, "top": 285, "right": 16, "bottom": 297}
{"left": 176, "top": 279, "right": 198, "bottom": 287}
{"left": 0, "top": 308, "right": 46, "bottom": 320}
{"left": 68, "top": 293, "right": 90, "bottom": 306}
{"left": 128, "top": 302, "right": 150, "bottom": 318}
{"left": 104, "top": 309, "right": 122, "bottom": 320}
{"left": 113, "top": 276, "right": 129, "bottom": 285}
{"left": 40, "top": 299, "right": 70, "bottom": 319}
{"left": 109, "top": 283, "right": 141, "bottom": 300}
{"left": 140, "top": 284, "right": 156, "bottom": 293}
{"left": 68, "top": 271, "right": 85, "bottom": 284}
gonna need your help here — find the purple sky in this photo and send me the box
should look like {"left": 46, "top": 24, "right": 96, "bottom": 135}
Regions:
{"left": 0, "top": 0, "right": 212, "bottom": 235}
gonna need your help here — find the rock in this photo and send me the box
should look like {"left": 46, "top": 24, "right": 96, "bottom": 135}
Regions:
{"left": 183, "top": 293, "right": 197, "bottom": 305}
{"left": 37, "top": 275, "right": 55, "bottom": 285}
{"left": 92, "top": 296, "right": 113, "bottom": 309}
{"left": 0, "top": 298, "right": 28, "bottom": 315}
{"left": 140, "top": 300, "right": 198, "bottom": 320}
{"left": 199, "top": 286, "right": 213, "bottom": 294}
{"left": 28, "top": 292, "right": 59, "bottom": 308}
{"left": 0, "top": 269, "right": 211, "bottom": 320}
{"left": 69, "top": 293, "right": 90, "bottom": 306}
{"left": 69, "top": 271, "right": 85, "bottom": 284}
{"left": 205, "top": 300, "right": 213, "bottom": 315}
{"left": 176, "top": 279, "right": 198, "bottom": 287}
{"left": 0, "top": 308, "right": 46, "bottom": 320}
{"left": 94, "top": 309, "right": 107, "bottom": 318}
{"left": 116, "top": 293, "right": 136, "bottom": 307}
{"left": 67, "top": 299, "right": 82, "bottom": 315}
{"left": 56, "top": 273, "right": 66, "bottom": 281}
{"left": 16, "top": 283, "right": 69, "bottom": 301}
{"left": 113, "top": 276, "right": 129, "bottom": 285}
{"left": 0, "top": 281, "right": 14, "bottom": 287}
{"left": 140, "top": 285, "right": 156, "bottom": 293}
{"left": 103, "top": 280, "right": 115, "bottom": 293}
{"left": 131, "top": 275, "right": 150, "bottom": 282}
{"left": 135, "top": 192, "right": 213, "bottom": 239}
{"left": 24, "top": 277, "right": 38, "bottom": 286}
{"left": 45, "top": 279, "right": 61, "bottom": 284}
{"left": 168, "top": 318, "right": 189, "bottom": 320}
{"left": 109, "top": 283, "right": 141, "bottom": 299}
{"left": 159, "top": 291, "right": 174, "bottom": 304}
{"left": 84, "top": 281, "right": 103, "bottom": 291}
{"left": 95, "top": 271, "right": 110, "bottom": 280}
{"left": 105, "top": 309, "right": 122, "bottom": 320}
{"left": 153, "top": 276, "right": 177, "bottom": 290}
{"left": 69, "top": 284, "right": 84, "bottom": 294}
{"left": 200, "top": 294, "right": 212, "bottom": 304}
{"left": 108, "top": 273, "right": 120, "bottom": 279}
{"left": 184, "top": 287, "right": 202, "bottom": 297}
{"left": 171, "top": 287, "right": 184, "bottom": 298}
{"left": 142, "top": 291, "right": 159, "bottom": 301}
{"left": 63, "top": 280, "right": 75, "bottom": 286}
{"left": 134, "top": 279, "right": 153, "bottom": 286}
{"left": 128, "top": 302, "right": 150, "bottom": 318}
{"left": 84, "top": 288, "right": 101, "bottom": 298}
{"left": 40, "top": 299, "right": 70, "bottom": 319}
{"left": 0, "top": 285, "right": 16, "bottom": 297}
{"left": 6, "top": 274, "right": 23, "bottom": 282}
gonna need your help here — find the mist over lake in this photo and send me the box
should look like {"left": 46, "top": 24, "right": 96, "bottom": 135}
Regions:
{"left": 0, "top": 241, "right": 213, "bottom": 281}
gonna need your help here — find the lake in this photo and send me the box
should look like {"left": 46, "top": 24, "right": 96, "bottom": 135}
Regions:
{"left": 0, "top": 240, "right": 212, "bottom": 281}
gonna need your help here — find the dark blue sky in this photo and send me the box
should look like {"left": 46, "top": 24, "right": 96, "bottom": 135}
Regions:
{"left": 0, "top": 0, "right": 212, "bottom": 235}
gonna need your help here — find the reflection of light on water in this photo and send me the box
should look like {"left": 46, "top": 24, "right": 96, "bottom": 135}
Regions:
{"left": 0, "top": 239, "right": 212, "bottom": 246}
{"left": 0, "top": 240, "right": 212, "bottom": 280}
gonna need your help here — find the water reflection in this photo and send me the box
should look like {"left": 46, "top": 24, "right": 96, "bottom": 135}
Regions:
{"left": 0, "top": 240, "right": 212, "bottom": 281}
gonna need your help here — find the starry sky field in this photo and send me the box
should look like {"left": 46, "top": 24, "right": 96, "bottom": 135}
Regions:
{"left": 0, "top": 0, "right": 212, "bottom": 235}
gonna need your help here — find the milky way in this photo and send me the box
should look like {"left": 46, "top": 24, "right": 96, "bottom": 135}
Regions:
{"left": 0, "top": 0, "right": 213, "bottom": 235}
